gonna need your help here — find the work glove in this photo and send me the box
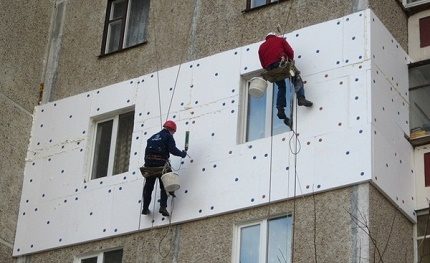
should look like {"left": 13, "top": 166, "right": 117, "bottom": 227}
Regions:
{"left": 181, "top": 150, "right": 187, "bottom": 158}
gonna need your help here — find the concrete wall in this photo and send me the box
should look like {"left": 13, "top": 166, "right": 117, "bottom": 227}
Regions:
{"left": 369, "top": 0, "right": 408, "bottom": 49}
{"left": 0, "top": 1, "right": 52, "bottom": 262}
{"left": 26, "top": 183, "right": 413, "bottom": 263}
{"left": 50, "top": 0, "right": 361, "bottom": 101}
{"left": 369, "top": 185, "right": 414, "bottom": 263}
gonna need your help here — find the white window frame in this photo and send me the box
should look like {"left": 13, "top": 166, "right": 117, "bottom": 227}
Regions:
{"left": 239, "top": 79, "right": 275, "bottom": 143}
{"left": 415, "top": 209, "right": 430, "bottom": 262}
{"left": 74, "top": 248, "right": 123, "bottom": 263}
{"left": 89, "top": 109, "right": 134, "bottom": 180}
{"left": 239, "top": 77, "right": 292, "bottom": 144}
{"left": 232, "top": 215, "right": 293, "bottom": 263}
{"left": 403, "top": 0, "right": 430, "bottom": 8}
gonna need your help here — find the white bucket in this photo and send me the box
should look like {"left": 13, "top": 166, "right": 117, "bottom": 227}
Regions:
{"left": 161, "top": 172, "right": 180, "bottom": 192}
{"left": 248, "top": 77, "right": 267, "bottom": 97}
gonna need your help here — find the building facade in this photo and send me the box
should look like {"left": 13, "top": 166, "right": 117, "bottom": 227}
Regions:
{"left": 1, "top": 0, "right": 430, "bottom": 263}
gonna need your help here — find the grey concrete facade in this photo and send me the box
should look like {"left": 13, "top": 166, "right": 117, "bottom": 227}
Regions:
{"left": 0, "top": 1, "right": 52, "bottom": 263}
{"left": 1, "top": 0, "right": 413, "bottom": 262}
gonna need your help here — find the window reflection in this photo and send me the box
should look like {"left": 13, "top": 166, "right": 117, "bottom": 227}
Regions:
{"left": 240, "top": 224, "right": 260, "bottom": 263}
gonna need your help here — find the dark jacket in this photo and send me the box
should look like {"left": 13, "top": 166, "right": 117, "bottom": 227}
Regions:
{"left": 258, "top": 35, "right": 295, "bottom": 69}
{"left": 144, "top": 129, "right": 186, "bottom": 167}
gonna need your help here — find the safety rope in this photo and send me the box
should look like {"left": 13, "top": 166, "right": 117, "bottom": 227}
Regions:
{"left": 142, "top": 0, "right": 199, "bottom": 259}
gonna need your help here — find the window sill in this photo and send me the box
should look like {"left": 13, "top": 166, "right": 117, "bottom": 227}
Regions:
{"left": 408, "top": 132, "right": 430, "bottom": 147}
{"left": 242, "top": 0, "right": 288, "bottom": 13}
{"left": 98, "top": 41, "right": 147, "bottom": 58}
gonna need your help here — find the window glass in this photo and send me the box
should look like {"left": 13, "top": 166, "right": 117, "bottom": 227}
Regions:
{"left": 244, "top": 79, "right": 292, "bottom": 143}
{"left": 409, "top": 64, "right": 430, "bottom": 138}
{"left": 417, "top": 238, "right": 430, "bottom": 263}
{"left": 125, "top": 0, "right": 150, "bottom": 47}
{"left": 91, "top": 120, "right": 113, "bottom": 179}
{"left": 110, "top": 0, "right": 127, "bottom": 20}
{"left": 240, "top": 224, "right": 260, "bottom": 263}
{"left": 251, "top": 0, "right": 267, "bottom": 8}
{"left": 81, "top": 257, "right": 98, "bottom": 263}
{"left": 107, "top": 21, "right": 123, "bottom": 53}
{"left": 272, "top": 82, "right": 292, "bottom": 136}
{"left": 104, "top": 249, "right": 123, "bottom": 263}
{"left": 113, "top": 111, "right": 134, "bottom": 175}
{"left": 267, "top": 216, "right": 293, "bottom": 263}
{"left": 247, "top": 89, "right": 267, "bottom": 142}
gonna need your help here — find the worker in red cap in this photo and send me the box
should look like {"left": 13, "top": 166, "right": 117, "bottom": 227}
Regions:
{"left": 142, "top": 120, "right": 187, "bottom": 217}
{"left": 259, "top": 32, "right": 313, "bottom": 126}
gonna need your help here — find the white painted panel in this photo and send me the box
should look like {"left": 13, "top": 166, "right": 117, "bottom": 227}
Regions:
{"left": 110, "top": 181, "right": 143, "bottom": 233}
{"left": 193, "top": 50, "right": 241, "bottom": 106}
{"left": 29, "top": 93, "right": 91, "bottom": 153}
{"left": 240, "top": 44, "right": 261, "bottom": 75}
{"left": 372, "top": 126, "right": 415, "bottom": 221}
{"left": 369, "top": 10, "right": 409, "bottom": 103}
{"left": 89, "top": 79, "right": 137, "bottom": 117}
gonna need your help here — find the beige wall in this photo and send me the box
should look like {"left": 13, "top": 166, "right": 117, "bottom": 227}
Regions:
{"left": 0, "top": 1, "right": 52, "bottom": 262}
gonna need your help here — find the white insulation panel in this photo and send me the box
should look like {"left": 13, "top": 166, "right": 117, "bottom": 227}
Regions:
{"left": 14, "top": 9, "right": 415, "bottom": 255}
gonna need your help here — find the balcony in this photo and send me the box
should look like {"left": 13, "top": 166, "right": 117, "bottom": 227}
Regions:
{"left": 409, "top": 62, "right": 430, "bottom": 146}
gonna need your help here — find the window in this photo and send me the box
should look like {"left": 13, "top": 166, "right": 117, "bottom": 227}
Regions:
{"left": 417, "top": 211, "right": 430, "bottom": 263}
{"left": 246, "top": 0, "right": 283, "bottom": 10}
{"left": 91, "top": 111, "right": 134, "bottom": 179}
{"left": 101, "top": 0, "right": 150, "bottom": 55}
{"left": 241, "top": 79, "right": 292, "bottom": 143}
{"left": 405, "top": 0, "right": 430, "bottom": 7}
{"left": 76, "top": 249, "right": 123, "bottom": 263}
{"left": 409, "top": 63, "right": 430, "bottom": 145}
{"left": 234, "top": 215, "right": 293, "bottom": 263}
{"left": 420, "top": 16, "right": 430, "bottom": 48}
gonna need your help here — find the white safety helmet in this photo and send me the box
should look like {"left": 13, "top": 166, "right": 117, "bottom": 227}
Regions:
{"left": 266, "top": 32, "right": 277, "bottom": 37}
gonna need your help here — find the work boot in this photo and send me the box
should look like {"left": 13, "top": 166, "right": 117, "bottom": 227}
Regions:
{"left": 283, "top": 118, "right": 292, "bottom": 127}
{"left": 159, "top": 207, "right": 170, "bottom": 217}
{"left": 169, "top": 191, "right": 176, "bottom": 198}
{"left": 141, "top": 208, "right": 150, "bottom": 215}
{"left": 277, "top": 107, "right": 287, "bottom": 119}
{"left": 298, "top": 97, "right": 313, "bottom": 107}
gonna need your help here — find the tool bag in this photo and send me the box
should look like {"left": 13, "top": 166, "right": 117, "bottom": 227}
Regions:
{"left": 139, "top": 163, "right": 171, "bottom": 178}
{"left": 262, "top": 59, "right": 298, "bottom": 83}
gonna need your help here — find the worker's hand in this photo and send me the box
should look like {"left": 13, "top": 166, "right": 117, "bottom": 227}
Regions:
{"left": 181, "top": 150, "right": 187, "bottom": 158}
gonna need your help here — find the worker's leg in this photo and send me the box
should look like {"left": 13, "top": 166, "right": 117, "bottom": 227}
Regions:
{"left": 293, "top": 75, "right": 313, "bottom": 107}
{"left": 158, "top": 177, "right": 168, "bottom": 208}
{"left": 275, "top": 79, "right": 288, "bottom": 120}
{"left": 275, "top": 79, "right": 287, "bottom": 109}
{"left": 158, "top": 177, "right": 170, "bottom": 216}
{"left": 143, "top": 176, "right": 157, "bottom": 210}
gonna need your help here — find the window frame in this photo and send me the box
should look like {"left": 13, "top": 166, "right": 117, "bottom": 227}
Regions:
{"left": 89, "top": 109, "right": 134, "bottom": 180}
{"left": 244, "top": 0, "right": 287, "bottom": 12}
{"left": 232, "top": 214, "right": 293, "bottom": 263}
{"left": 74, "top": 248, "right": 123, "bottom": 263}
{"left": 404, "top": 0, "right": 430, "bottom": 8}
{"left": 100, "top": 0, "right": 149, "bottom": 56}
{"left": 415, "top": 210, "right": 430, "bottom": 262}
{"left": 408, "top": 61, "right": 430, "bottom": 146}
{"left": 239, "top": 77, "right": 292, "bottom": 144}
